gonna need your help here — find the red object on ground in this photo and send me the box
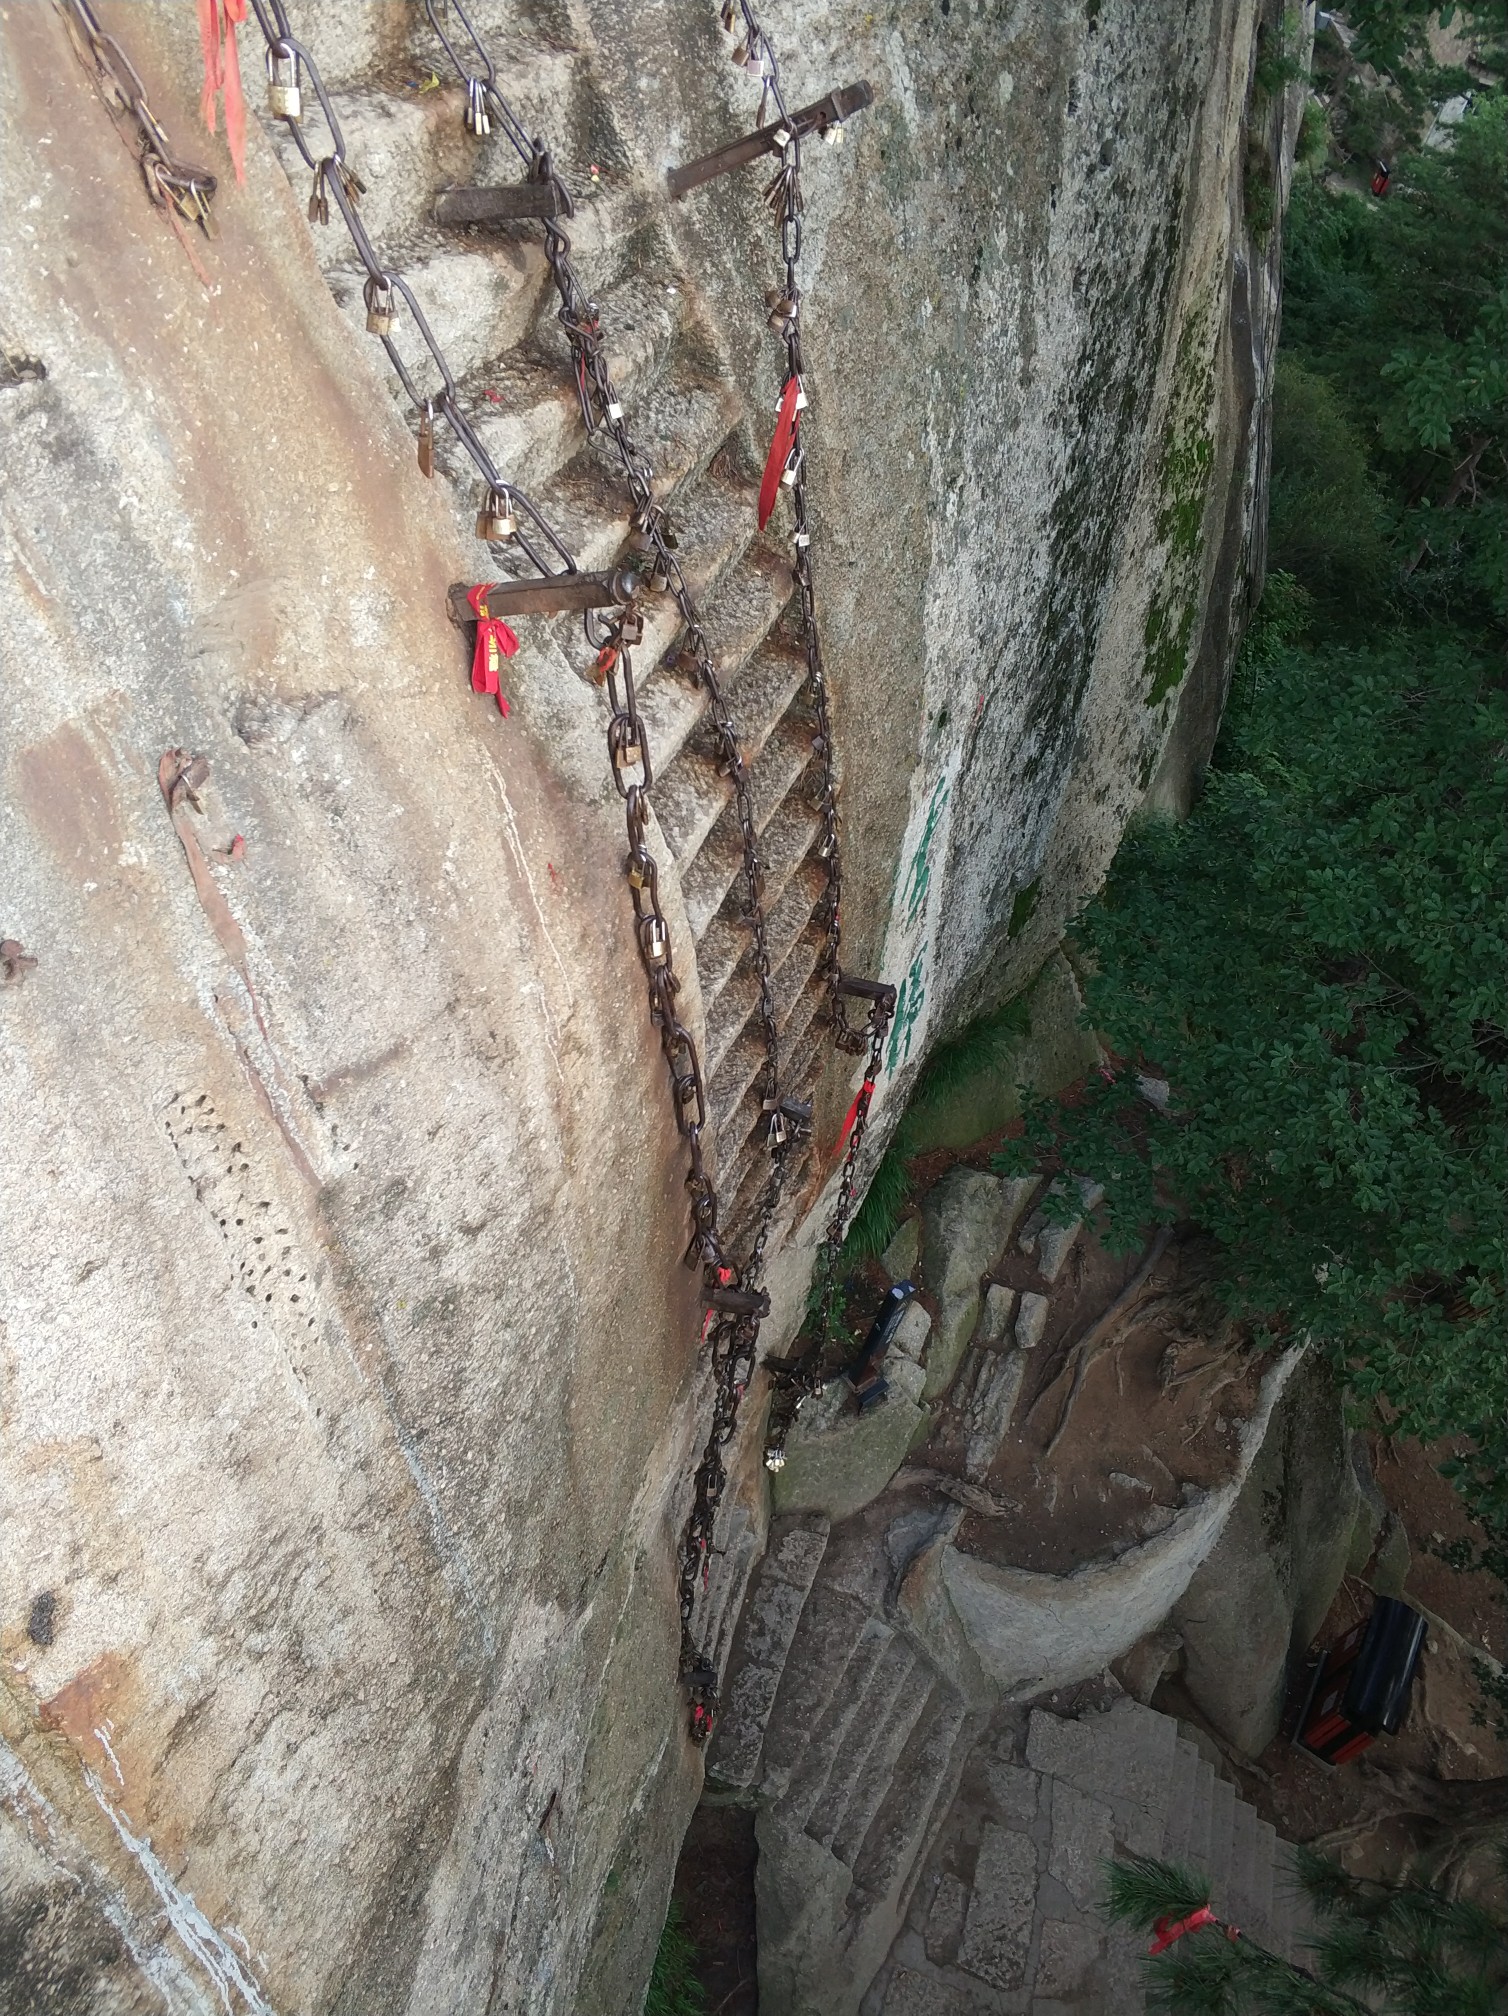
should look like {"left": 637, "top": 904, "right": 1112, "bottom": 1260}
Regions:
{"left": 198, "top": 0, "right": 248, "bottom": 183}
{"left": 467, "top": 584, "right": 519, "bottom": 716}
{"left": 1371, "top": 162, "right": 1391, "bottom": 196}
{"left": 757, "top": 376, "right": 802, "bottom": 530}
{"left": 1149, "top": 1905, "right": 1226, "bottom": 1955}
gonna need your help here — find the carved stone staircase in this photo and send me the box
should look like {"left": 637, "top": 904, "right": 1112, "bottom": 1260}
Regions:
{"left": 260, "top": 10, "right": 839, "bottom": 1259}
{"left": 710, "top": 1511, "right": 1320, "bottom": 2016}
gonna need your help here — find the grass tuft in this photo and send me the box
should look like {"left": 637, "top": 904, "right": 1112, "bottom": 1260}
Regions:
{"left": 645, "top": 1902, "right": 706, "bottom": 2016}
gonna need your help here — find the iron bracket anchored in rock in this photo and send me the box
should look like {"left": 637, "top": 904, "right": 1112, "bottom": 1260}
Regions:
{"left": 667, "top": 81, "right": 875, "bottom": 199}
{"left": 446, "top": 570, "right": 639, "bottom": 624}
{"left": 434, "top": 181, "right": 567, "bottom": 226}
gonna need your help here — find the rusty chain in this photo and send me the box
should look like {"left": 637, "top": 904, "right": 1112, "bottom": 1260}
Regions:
{"left": 244, "top": 0, "right": 576, "bottom": 580}
{"left": 721, "top": 0, "right": 855, "bottom": 1050}
{"left": 59, "top": 0, "right": 220, "bottom": 236}
{"left": 710, "top": 1, "right": 899, "bottom": 1448}
{"left": 415, "top": 0, "right": 815, "bottom": 1730}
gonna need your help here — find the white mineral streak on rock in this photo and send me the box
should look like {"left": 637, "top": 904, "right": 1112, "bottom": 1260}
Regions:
{"left": 88, "top": 1772, "right": 277, "bottom": 2016}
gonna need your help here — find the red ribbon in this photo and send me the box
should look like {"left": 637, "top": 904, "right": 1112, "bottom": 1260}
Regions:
{"left": 757, "top": 376, "right": 802, "bottom": 530}
{"left": 467, "top": 584, "right": 519, "bottom": 716}
{"left": 197, "top": 0, "right": 248, "bottom": 183}
{"left": 837, "top": 1076, "right": 876, "bottom": 1154}
{"left": 1149, "top": 1905, "right": 1238, "bottom": 1956}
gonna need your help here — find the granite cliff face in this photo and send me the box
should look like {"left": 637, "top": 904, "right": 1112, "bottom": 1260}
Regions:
{"left": 0, "top": 1, "right": 1299, "bottom": 2009}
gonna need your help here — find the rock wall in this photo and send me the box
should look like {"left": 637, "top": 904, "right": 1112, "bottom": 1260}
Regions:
{"left": 1, "top": 0, "right": 1299, "bottom": 2009}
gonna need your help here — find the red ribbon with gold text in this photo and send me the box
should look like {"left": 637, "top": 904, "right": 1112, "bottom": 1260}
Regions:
{"left": 467, "top": 584, "right": 519, "bottom": 716}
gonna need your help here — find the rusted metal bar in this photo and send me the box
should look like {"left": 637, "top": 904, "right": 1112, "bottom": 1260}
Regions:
{"left": 667, "top": 81, "right": 875, "bottom": 200}
{"left": 447, "top": 571, "right": 637, "bottom": 622}
{"left": 837, "top": 974, "right": 897, "bottom": 1008}
{"left": 434, "top": 181, "right": 566, "bottom": 226}
{"left": 703, "top": 1285, "right": 772, "bottom": 1318}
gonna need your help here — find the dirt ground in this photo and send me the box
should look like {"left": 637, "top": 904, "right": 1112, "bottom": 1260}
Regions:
{"left": 671, "top": 1802, "right": 759, "bottom": 2016}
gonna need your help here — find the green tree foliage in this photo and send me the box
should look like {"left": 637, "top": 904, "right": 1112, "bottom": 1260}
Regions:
{"left": 995, "top": 90, "right": 1508, "bottom": 1556}
{"left": 1284, "top": 96, "right": 1507, "bottom": 624}
{"left": 997, "top": 619, "right": 1506, "bottom": 1535}
{"left": 1267, "top": 359, "right": 1389, "bottom": 617}
{"left": 1107, "top": 1849, "right": 1508, "bottom": 2013}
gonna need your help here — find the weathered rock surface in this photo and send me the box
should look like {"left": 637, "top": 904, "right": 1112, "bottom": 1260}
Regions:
{"left": 920, "top": 1172, "right": 1035, "bottom": 1400}
{"left": 1172, "top": 1354, "right": 1374, "bottom": 1754}
{"left": 1, "top": 0, "right": 1299, "bottom": 2002}
{"left": 907, "top": 1352, "right": 1303, "bottom": 1701}
{"left": 773, "top": 1327, "right": 930, "bottom": 1523}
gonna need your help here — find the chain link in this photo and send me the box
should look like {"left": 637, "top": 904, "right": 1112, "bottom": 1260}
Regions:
{"left": 416, "top": 0, "right": 811, "bottom": 1733}
{"left": 712, "top": 1, "right": 898, "bottom": 1444}
{"left": 60, "top": 1, "right": 220, "bottom": 236}
{"left": 242, "top": 0, "right": 576, "bottom": 580}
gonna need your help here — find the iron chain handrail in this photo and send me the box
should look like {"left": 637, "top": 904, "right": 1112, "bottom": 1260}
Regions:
{"left": 712, "top": 0, "right": 898, "bottom": 1439}
{"left": 414, "top": 0, "right": 803, "bottom": 1729}
{"left": 243, "top": 0, "right": 575, "bottom": 578}
{"left": 60, "top": 0, "right": 220, "bottom": 234}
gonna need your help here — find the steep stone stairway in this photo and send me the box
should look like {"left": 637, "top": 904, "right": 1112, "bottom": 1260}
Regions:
{"left": 259, "top": 10, "right": 839, "bottom": 1256}
{"left": 712, "top": 1515, "right": 1318, "bottom": 2016}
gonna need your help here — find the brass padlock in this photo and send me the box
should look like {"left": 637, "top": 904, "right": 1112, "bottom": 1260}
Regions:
{"left": 364, "top": 276, "right": 396, "bottom": 336}
{"left": 266, "top": 47, "right": 302, "bottom": 120}
{"left": 644, "top": 917, "right": 669, "bottom": 966}
{"left": 476, "top": 487, "right": 516, "bottom": 541}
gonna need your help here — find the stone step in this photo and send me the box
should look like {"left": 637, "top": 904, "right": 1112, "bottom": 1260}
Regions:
{"left": 705, "top": 883, "right": 823, "bottom": 1083}
{"left": 686, "top": 772, "right": 819, "bottom": 939}
{"left": 777, "top": 1619, "right": 898, "bottom": 1835}
{"left": 1270, "top": 1840, "right": 1318, "bottom": 1967}
{"left": 1247, "top": 1816, "right": 1278, "bottom": 1947}
{"left": 1205, "top": 1775, "right": 1236, "bottom": 1915}
{"left": 708, "top": 926, "right": 823, "bottom": 1133}
{"left": 1184, "top": 1759, "right": 1216, "bottom": 1874}
{"left": 652, "top": 632, "right": 808, "bottom": 871}
{"left": 1226, "top": 1798, "right": 1259, "bottom": 1927}
{"left": 759, "top": 1583, "right": 890, "bottom": 1800}
{"left": 443, "top": 266, "right": 682, "bottom": 498}
{"left": 718, "top": 968, "right": 831, "bottom": 1208}
{"left": 1158, "top": 1738, "right": 1202, "bottom": 1865}
{"left": 696, "top": 852, "right": 824, "bottom": 1014}
{"left": 806, "top": 1638, "right": 921, "bottom": 1850}
{"left": 830, "top": 1669, "right": 938, "bottom": 1870}
{"left": 708, "top": 1517, "right": 829, "bottom": 1791}
{"left": 703, "top": 1507, "right": 760, "bottom": 1680}
{"left": 632, "top": 583, "right": 795, "bottom": 802}
{"left": 325, "top": 231, "right": 550, "bottom": 388}
{"left": 849, "top": 1688, "right": 971, "bottom": 1911}
{"left": 1024, "top": 1699, "right": 1178, "bottom": 1857}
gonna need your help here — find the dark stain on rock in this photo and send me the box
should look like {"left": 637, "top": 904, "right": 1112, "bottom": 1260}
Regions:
{"left": 27, "top": 1589, "right": 59, "bottom": 1646}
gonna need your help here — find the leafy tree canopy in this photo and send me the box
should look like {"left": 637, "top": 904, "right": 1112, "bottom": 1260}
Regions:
{"left": 996, "top": 86, "right": 1507, "bottom": 1555}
